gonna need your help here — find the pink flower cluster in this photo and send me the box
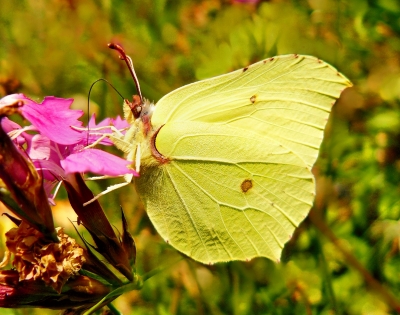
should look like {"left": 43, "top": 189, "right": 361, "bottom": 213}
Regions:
{"left": 0, "top": 94, "right": 137, "bottom": 203}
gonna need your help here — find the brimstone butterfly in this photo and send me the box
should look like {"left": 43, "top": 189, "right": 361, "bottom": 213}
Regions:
{"left": 108, "top": 44, "right": 352, "bottom": 264}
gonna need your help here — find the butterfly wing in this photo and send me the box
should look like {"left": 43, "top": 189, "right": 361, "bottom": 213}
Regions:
{"left": 136, "top": 55, "right": 352, "bottom": 263}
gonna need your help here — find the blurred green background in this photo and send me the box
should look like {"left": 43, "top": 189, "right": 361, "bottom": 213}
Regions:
{"left": 1, "top": 0, "right": 400, "bottom": 314}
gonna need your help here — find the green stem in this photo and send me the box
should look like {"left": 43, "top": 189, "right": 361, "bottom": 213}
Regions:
{"left": 83, "top": 281, "right": 138, "bottom": 315}
{"left": 107, "top": 302, "right": 122, "bottom": 315}
{"left": 315, "top": 228, "right": 340, "bottom": 314}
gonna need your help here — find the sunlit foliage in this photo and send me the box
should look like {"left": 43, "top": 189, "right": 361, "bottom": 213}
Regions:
{"left": 1, "top": 0, "right": 400, "bottom": 314}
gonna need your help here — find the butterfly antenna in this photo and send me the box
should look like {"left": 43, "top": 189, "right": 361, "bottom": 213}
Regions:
{"left": 108, "top": 43, "right": 143, "bottom": 104}
{"left": 86, "top": 78, "right": 126, "bottom": 145}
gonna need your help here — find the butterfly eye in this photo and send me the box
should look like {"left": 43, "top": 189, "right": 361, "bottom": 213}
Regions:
{"left": 125, "top": 95, "right": 143, "bottom": 119}
{"left": 131, "top": 95, "right": 143, "bottom": 119}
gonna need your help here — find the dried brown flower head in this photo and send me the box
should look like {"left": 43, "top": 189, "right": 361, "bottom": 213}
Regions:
{"left": 4, "top": 222, "right": 85, "bottom": 293}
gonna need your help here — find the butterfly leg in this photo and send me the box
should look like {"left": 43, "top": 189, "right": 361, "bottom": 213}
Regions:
{"left": 83, "top": 181, "right": 131, "bottom": 206}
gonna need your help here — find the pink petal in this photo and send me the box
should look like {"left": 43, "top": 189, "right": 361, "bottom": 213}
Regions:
{"left": 0, "top": 94, "right": 24, "bottom": 107}
{"left": 110, "top": 115, "right": 130, "bottom": 130}
{"left": 26, "top": 136, "right": 65, "bottom": 173}
{"left": 0, "top": 117, "right": 21, "bottom": 133}
{"left": 84, "top": 114, "right": 129, "bottom": 146}
{"left": 0, "top": 118, "right": 27, "bottom": 146}
{"left": 19, "top": 95, "right": 84, "bottom": 145}
{"left": 60, "top": 148, "right": 137, "bottom": 176}
{"left": 34, "top": 159, "right": 66, "bottom": 180}
{"left": 27, "top": 134, "right": 51, "bottom": 160}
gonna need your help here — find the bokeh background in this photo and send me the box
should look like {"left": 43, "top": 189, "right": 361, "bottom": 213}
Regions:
{"left": 1, "top": 0, "right": 400, "bottom": 314}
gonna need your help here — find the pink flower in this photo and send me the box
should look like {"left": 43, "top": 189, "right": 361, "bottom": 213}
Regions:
{"left": 61, "top": 148, "right": 135, "bottom": 176}
{"left": 0, "top": 94, "right": 137, "bottom": 200}
{"left": 0, "top": 93, "right": 136, "bottom": 312}
{"left": 1, "top": 94, "right": 83, "bottom": 145}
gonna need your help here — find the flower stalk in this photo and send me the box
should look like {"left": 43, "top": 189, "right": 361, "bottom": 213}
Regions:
{"left": 63, "top": 173, "right": 134, "bottom": 281}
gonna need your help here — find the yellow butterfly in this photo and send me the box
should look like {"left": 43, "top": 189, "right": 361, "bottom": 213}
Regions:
{"left": 108, "top": 44, "right": 352, "bottom": 264}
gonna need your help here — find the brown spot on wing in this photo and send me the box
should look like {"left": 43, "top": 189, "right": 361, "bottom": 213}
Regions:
{"left": 250, "top": 95, "right": 256, "bottom": 103}
{"left": 241, "top": 179, "right": 253, "bottom": 193}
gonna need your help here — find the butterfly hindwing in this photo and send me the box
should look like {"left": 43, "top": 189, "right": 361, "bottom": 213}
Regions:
{"left": 137, "top": 122, "right": 314, "bottom": 263}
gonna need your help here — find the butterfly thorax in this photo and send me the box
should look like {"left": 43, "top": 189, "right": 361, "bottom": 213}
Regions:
{"left": 115, "top": 98, "right": 161, "bottom": 171}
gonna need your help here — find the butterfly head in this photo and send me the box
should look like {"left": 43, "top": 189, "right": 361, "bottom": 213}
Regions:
{"left": 125, "top": 94, "right": 154, "bottom": 120}
{"left": 126, "top": 95, "right": 143, "bottom": 119}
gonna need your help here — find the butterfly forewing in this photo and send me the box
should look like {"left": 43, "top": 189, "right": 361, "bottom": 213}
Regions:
{"left": 152, "top": 55, "right": 351, "bottom": 167}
